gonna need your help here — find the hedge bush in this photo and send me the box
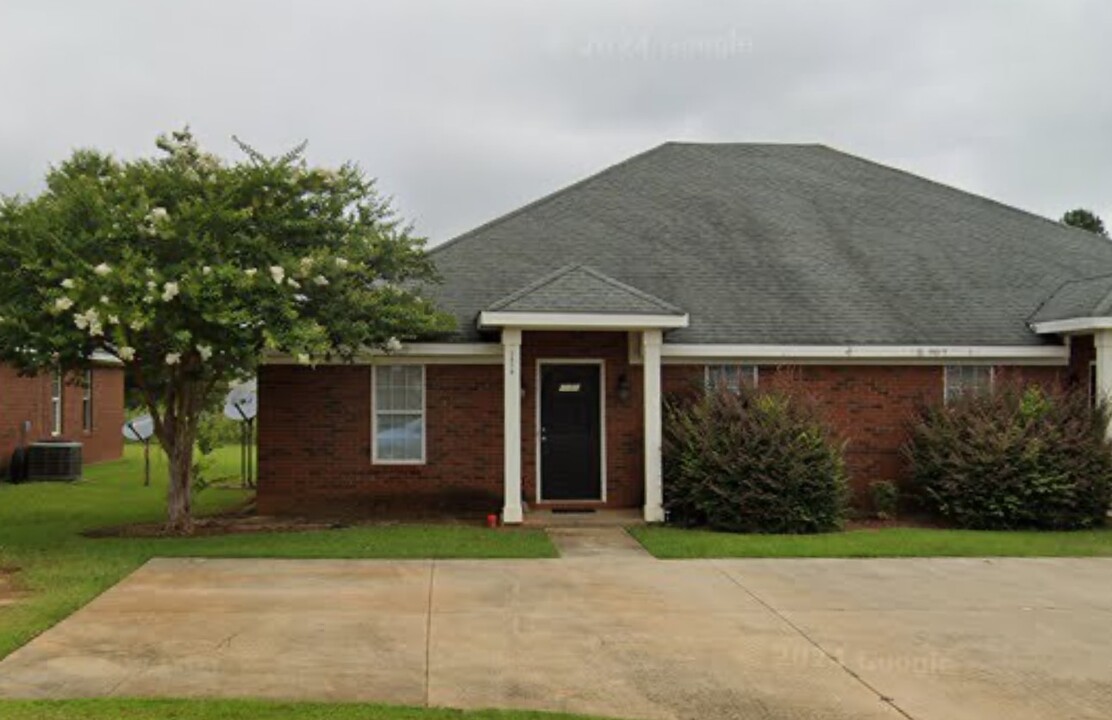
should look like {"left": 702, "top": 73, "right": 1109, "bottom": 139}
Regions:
{"left": 663, "top": 383, "right": 849, "bottom": 533}
{"left": 906, "top": 383, "right": 1112, "bottom": 530}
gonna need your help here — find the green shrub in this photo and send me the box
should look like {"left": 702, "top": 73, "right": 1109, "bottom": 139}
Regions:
{"left": 869, "top": 480, "right": 899, "bottom": 520}
{"left": 663, "top": 383, "right": 849, "bottom": 533}
{"left": 906, "top": 384, "right": 1112, "bottom": 530}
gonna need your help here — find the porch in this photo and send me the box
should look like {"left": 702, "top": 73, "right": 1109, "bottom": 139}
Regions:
{"left": 478, "top": 264, "right": 690, "bottom": 524}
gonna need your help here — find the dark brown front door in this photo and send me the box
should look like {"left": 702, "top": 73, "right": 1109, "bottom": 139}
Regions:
{"left": 540, "top": 364, "right": 602, "bottom": 501}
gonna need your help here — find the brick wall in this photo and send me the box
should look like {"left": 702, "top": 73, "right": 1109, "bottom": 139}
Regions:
{"left": 257, "top": 363, "right": 504, "bottom": 516}
{"left": 664, "top": 362, "right": 1066, "bottom": 499}
{"left": 0, "top": 365, "right": 124, "bottom": 474}
{"left": 256, "top": 338, "right": 1081, "bottom": 516}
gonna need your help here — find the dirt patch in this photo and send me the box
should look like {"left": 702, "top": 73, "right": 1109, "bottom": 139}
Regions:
{"left": 0, "top": 566, "right": 26, "bottom": 607}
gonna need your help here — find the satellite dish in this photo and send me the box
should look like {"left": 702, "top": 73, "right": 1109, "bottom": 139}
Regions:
{"left": 123, "top": 415, "right": 155, "bottom": 441}
{"left": 224, "top": 380, "right": 257, "bottom": 421}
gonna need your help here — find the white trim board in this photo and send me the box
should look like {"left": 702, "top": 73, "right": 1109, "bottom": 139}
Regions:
{"left": 263, "top": 343, "right": 502, "bottom": 365}
{"left": 656, "top": 344, "right": 1068, "bottom": 366}
{"left": 266, "top": 341, "right": 1069, "bottom": 367}
{"left": 1030, "top": 317, "right": 1112, "bottom": 335}
{"left": 535, "top": 359, "right": 607, "bottom": 504}
{"left": 478, "top": 311, "right": 688, "bottom": 331}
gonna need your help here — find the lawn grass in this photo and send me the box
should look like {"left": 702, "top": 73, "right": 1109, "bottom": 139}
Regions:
{"left": 0, "top": 698, "right": 608, "bottom": 720}
{"left": 630, "top": 524, "right": 1112, "bottom": 559}
{"left": 0, "top": 444, "right": 554, "bottom": 660}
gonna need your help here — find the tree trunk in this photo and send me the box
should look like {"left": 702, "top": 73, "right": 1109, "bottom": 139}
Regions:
{"left": 166, "top": 433, "right": 194, "bottom": 534}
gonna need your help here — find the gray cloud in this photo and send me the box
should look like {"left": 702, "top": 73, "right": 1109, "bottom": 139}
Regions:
{"left": 2, "top": 0, "right": 1110, "bottom": 243}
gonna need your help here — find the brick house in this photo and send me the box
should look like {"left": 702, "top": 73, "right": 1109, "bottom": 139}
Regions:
{"left": 258, "top": 143, "right": 1112, "bottom": 521}
{"left": 1, "top": 355, "right": 125, "bottom": 474}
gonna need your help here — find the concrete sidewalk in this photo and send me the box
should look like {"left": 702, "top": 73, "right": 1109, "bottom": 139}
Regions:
{"left": 1, "top": 549, "right": 1111, "bottom": 719}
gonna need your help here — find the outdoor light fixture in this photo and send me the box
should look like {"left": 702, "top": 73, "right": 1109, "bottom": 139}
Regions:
{"left": 617, "top": 373, "right": 631, "bottom": 403}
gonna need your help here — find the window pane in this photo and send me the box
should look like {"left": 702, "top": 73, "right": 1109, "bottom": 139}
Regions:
{"left": 376, "top": 413, "right": 423, "bottom": 461}
{"left": 705, "top": 364, "right": 757, "bottom": 393}
{"left": 945, "top": 365, "right": 991, "bottom": 403}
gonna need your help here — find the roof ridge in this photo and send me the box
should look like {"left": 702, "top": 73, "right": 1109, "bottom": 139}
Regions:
{"left": 814, "top": 145, "right": 1112, "bottom": 243}
{"left": 430, "top": 143, "right": 675, "bottom": 255}
{"left": 574, "top": 265, "right": 683, "bottom": 313}
{"left": 1027, "top": 271, "right": 1112, "bottom": 323}
{"left": 485, "top": 264, "right": 582, "bottom": 311}
{"left": 485, "top": 263, "right": 684, "bottom": 314}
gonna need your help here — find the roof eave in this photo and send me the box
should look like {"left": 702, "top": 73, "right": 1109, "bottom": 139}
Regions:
{"left": 1029, "top": 316, "right": 1112, "bottom": 335}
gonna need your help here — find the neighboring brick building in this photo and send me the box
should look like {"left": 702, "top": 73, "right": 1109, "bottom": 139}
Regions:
{"left": 0, "top": 361, "right": 125, "bottom": 476}
{"left": 257, "top": 143, "right": 1112, "bottom": 521}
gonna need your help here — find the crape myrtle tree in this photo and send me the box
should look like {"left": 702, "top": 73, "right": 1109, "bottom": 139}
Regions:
{"left": 0, "top": 130, "right": 451, "bottom": 532}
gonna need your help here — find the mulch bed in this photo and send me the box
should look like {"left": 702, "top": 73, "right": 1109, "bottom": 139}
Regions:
{"left": 82, "top": 502, "right": 492, "bottom": 539}
{"left": 845, "top": 515, "right": 944, "bottom": 531}
{"left": 83, "top": 515, "right": 350, "bottom": 538}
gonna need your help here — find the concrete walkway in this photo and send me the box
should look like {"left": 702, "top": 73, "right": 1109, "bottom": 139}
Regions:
{"left": 1, "top": 550, "right": 1111, "bottom": 719}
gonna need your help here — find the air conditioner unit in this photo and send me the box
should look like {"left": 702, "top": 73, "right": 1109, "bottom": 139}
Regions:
{"left": 27, "top": 442, "right": 83, "bottom": 481}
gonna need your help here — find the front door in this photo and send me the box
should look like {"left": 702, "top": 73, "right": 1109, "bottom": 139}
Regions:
{"left": 540, "top": 363, "right": 602, "bottom": 501}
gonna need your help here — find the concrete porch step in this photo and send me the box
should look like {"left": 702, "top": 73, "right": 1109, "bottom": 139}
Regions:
{"left": 521, "top": 508, "right": 643, "bottom": 528}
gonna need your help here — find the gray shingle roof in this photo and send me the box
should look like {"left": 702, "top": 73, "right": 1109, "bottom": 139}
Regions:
{"left": 1030, "top": 274, "right": 1112, "bottom": 324}
{"left": 426, "top": 142, "right": 1112, "bottom": 345}
{"left": 485, "top": 264, "right": 684, "bottom": 315}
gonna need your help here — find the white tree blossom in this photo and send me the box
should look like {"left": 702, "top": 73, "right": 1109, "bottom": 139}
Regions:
{"left": 118, "top": 346, "right": 136, "bottom": 361}
{"left": 54, "top": 297, "right": 74, "bottom": 312}
{"left": 269, "top": 265, "right": 285, "bottom": 284}
{"left": 60, "top": 278, "right": 75, "bottom": 289}
{"left": 162, "top": 282, "right": 180, "bottom": 301}
{"left": 313, "top": 274, "right": 329, "bottom": 286}
{"left": 165, "top": 352, "right": 181, "bottom": 365}
{"left": 197, "top": 344, "right": 213, "bottom": 361}
{"left": 386, "top": 337, "right": 403, "bottom": 352}
{"left": 93, "top": 263, "right": 112, "bottom": 276}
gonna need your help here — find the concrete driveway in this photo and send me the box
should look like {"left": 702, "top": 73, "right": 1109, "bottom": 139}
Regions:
{"left": 1, "top": 533, "right": 1111, "bottom": 720}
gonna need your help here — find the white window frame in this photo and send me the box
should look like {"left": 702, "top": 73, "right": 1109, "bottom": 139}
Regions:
{"left": 704, "top": 364, "right": 759, "bottom": 393}
{"left": 82, "top": 369, "right": 94, "bottom": 432}
{"left": 50, "top": 369, "right": 63, "bottom": 436}
{"left": 371, "top": 364, "right": 426, "bottom": 465}
{"left": 943, "top": 365, "right": 994, "bottom": 404}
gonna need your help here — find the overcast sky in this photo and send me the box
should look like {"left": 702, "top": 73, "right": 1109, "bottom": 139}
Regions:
{"left": 2, "top": 1, "right": 1110, "bottom": 244}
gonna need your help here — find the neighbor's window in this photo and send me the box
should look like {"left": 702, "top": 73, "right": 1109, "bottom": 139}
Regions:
{"left": 82, "top": 369, "right": 94, "bottom": 431}
{"left": 1090, "top": 361, "right": 1098, "bottom": 407}
{"left": 944, "top": 365, "right": 993, "bottom": 404}
{"left": 705, "top": 365, "right": 758, "bottom": 393}
{"left": 50, "top": 369, "right": 63, "bottom": 436}
{"left": 373, "top": 365, "right": 425, "bottom": 463}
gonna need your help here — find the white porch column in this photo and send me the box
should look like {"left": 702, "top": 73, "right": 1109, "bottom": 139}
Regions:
{"left": 1096, "top": 330, "right": 1112, "bottom": 440}
{"left": 642, "top": 330, "right": 665, "bottom": 522}
{"left": 502, "top": 328, "right": 524, "bottom": 524}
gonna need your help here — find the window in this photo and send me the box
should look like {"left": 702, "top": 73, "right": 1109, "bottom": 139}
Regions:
{"left": 373, "top": 365, "right": 425, "bottom": 463}
{"left": 943, "top": 365, "right": 993, "bottom": 404}
{"left": 82, "top": 370, "right": 94, "bottom": 431}
{"left": 705, "top": 365, "right": 758, "bottom": 393}
{"left": 50, "top": 370, "right": 63, "bottom": 436}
